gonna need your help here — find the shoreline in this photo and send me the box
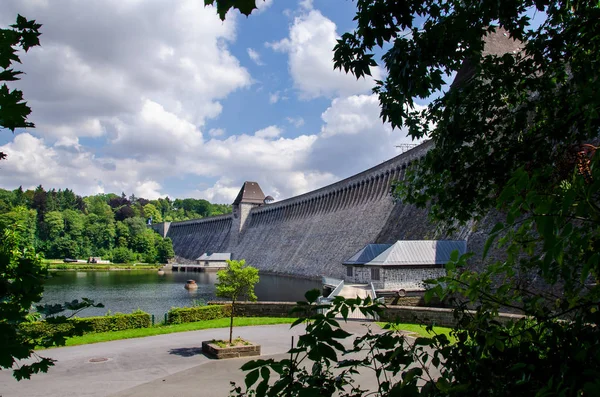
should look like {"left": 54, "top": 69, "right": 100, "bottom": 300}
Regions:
{"left": 48, "top": 264, "right": 163, "bottom": 271}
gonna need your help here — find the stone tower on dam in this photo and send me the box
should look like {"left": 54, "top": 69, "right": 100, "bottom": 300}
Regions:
{"left": 151, "top": 141, "right": 461, "bottom": 279}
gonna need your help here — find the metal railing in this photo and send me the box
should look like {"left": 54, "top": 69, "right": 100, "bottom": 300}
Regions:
{"left": 327, "top": 279, "right": 345, "bottom": 300}
{"left": 322, "top": 276, "right": 343, "bottom": 288}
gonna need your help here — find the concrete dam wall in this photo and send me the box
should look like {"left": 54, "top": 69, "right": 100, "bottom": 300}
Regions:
{"left": 151, "top": 141, "right": 455, "bottom": 279}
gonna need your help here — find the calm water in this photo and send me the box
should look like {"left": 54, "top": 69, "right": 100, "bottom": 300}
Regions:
{"left": 41, "top": 270, "right": 322, "bottom": 318}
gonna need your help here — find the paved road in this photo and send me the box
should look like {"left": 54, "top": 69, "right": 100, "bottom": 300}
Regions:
{"left": 0, "top": 322, "right": 391, "bottom": 397}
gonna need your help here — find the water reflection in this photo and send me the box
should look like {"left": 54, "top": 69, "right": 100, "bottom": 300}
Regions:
{"left": 42, "top": 270, "right": 321, "bottom": 318}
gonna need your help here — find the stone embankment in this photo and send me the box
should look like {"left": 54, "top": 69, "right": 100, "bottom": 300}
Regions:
{"left": 209, "top": 301, "right": 523, "bottom": 328}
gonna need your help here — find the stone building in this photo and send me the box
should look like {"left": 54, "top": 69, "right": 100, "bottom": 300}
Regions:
{"left": 195, "top": 252, "right": 231, "bottom": 270}
{"left": 343, "top": 240, "right": 466, "bottom": 291}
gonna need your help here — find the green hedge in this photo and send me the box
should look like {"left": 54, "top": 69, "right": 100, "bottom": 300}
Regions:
{"left": 167, "top": 305, "right": 231, "bottom": 324}
{"left": 21, "top": 311, "right": 151, "bottom": 339}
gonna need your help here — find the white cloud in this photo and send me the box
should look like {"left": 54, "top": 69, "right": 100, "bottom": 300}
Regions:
{"left": 208, "top": 128, "right": 226, "bottom": 137}
{"left": 254, "top": 126, "right": 282, "bottom": 139}
{"left": 308, "top": 94, "right": 422, "bottom": 178}
{"left": 299, "top": 0, "right": 313, "bottom": 10}
{"left": 108, "top": 99, "right": 203, "bottom": 161}
{"left": 247, "top": 48, "right": 264, "bottom": 65}
{"left": 133, "top": 180, "right": 165, "bottom": 200}
{"left": 0, "top": 0, "right": 251, "bottom": 143}
{"left": 268, "top": 9, "right": 381, "bottom": 99}
{"left": 255, "top": 0, "right": 274, "bottom": 13}
{"left": 286, "top": 116, "right": 305, "bottom": 127}
{"left": 0, "top": 133, "right": 168, "bottom": 198}
{"left": 269, "top": 92, "right": 280, "bottom": 104}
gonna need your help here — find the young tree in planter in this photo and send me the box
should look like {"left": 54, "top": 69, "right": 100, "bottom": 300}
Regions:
{"left": 215, "top": 259, "right": 259, "bottom": 344}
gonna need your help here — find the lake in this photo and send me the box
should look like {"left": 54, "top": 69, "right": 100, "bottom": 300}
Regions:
{"left": 41, "top": 270, "right": 322, "bottom": 318}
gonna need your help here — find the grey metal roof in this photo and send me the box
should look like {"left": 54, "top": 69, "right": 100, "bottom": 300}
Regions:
{"left": 233, "top": 181, "right": 266, "bottom": 205}
{"left": 367, "top": 240, "right": 467, "bottom": 266}
{"left": 195, "top": 252, "right": 231, "bottom": 261}
{"left": 343, "top": 244, "right": 392, "bottom": 265}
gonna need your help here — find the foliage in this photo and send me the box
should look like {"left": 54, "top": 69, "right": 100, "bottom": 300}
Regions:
{"left": 216, "top": 259, "right": 259, "bottom": 343}
{"left": 156, "top": 237, "right": 175, "bottom": 263}
{"left": 0, "top": 214, "right": 102, "bottom": 380}
{"left": 0, "top": 185, "right": 227, "bottom": 262}
{"left": 20, "top": 311, "right": 151, "bottom": 340}
{"left": 215, "top": 0, "right": 600, "bottom": 395}
{"left": 212, "top": 337, "right": 251, "bottom": 348}
{"left": 167, "top": 304, "right": 232, "bottom": 324}
{"left": 47, "top": 263, "right": 161, "bottom": 270}
{"left": 204, "top": 0, "right": 263, "bottom": 20}
{"left": 0, "top": 15, "right": 41, "bottom": 150}
{"left": 232, "top": 292, "right": 600, "bottom": 397}
{"left": 110, "top": 246, "right": 134, "bottom": 264}
{"left": 378, "top": 322, "right": 456, "bottom": 344}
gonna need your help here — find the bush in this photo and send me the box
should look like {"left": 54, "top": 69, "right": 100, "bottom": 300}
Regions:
{"left": 111, "top": 246, "right": 133, "bottom": 264}
{"left": 167, "top": 305, "right": 231, "bottom": 324}
{"left": 21, "top": 311, "right": 151, "bottom": 339}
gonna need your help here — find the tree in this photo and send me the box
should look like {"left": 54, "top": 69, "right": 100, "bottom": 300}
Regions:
{"left": 213, "top": 0, "right": 600, "bottom": 395}
{"left": 0, "top": 210, "right": 101, "bottom": 380}
{"left": 43, "top": 211, "right": 64, "bottom": 240}
{"left": 142, "top": 203, "right": 162, "bottom": 223}
{"left": 215, "top": 259, "right": 259, "bottom": 344}
{"left": 111, "top": 246, "right": 133, "bottom": 264}
{"left": 155, "top": 236, "right": 174, "bottom": 263}
{"left": 0, "top": 14, "right": 41, "bottom": 158}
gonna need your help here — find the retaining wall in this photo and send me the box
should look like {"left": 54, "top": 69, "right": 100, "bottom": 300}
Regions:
{"left": 209, "top": 301, "right": 524, "bottom": 328}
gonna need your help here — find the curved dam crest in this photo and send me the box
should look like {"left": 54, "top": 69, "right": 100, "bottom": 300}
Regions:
{"left": 151, "top": 141, "right": 472, "bottom": 279}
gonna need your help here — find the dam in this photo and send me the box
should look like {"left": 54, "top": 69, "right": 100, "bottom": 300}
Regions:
{"left": 150, "top": 141, "right": 481, "bottom": 279}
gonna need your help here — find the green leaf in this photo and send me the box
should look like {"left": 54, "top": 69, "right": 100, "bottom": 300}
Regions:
{"left": 245, "top": 369, "right": 260, "bottom": 389}
{"left": 304, "top": 289, "right": 321, "bottom": 303}
{"left": 240, "top": 359, "right": 267, "bottom": 371}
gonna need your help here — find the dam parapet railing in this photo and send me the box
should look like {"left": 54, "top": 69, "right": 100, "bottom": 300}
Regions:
{"left": 245, "top": 142, "right": 432, "bottom": 228}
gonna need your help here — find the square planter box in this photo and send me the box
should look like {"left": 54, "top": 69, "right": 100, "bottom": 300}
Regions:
{"left": 202, "top": 340, "right": 261, "bottom": 359}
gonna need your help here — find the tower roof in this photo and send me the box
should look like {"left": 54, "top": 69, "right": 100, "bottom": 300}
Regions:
{"left": 233, "top": 181, "right": 266, "bottom": 205}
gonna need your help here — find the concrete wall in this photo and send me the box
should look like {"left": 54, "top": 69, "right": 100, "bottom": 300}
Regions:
{"left": 152, "top": 141, "right": 465, "bottom": 276}
{"left": 165, "top": 215, "right": 233, "bottom": 263}
{"left": 148, "top": 222, "right": 170, "bottom": 238}
{"left": 380, "top": 305, "right": 524, "bottom": 328}
{"left": 348, "top": 266, "right": 446, "bottom": 290}
{"left": 380, "top": 267, "right": 446, "bottom": 290}
{"left": 196, "top": 260, "right": 228, "bottom": 268}
{"left": 209, "top": 301, "right": 524, "bottom": 328}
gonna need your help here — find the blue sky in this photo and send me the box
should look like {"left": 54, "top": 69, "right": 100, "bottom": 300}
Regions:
{"left": 0, "top": 0, "right": 421, "bottom": 202}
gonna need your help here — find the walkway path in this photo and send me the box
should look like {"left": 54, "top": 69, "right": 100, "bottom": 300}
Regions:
{"left": 0, "top": 322, "right": 386, "bottom": 397}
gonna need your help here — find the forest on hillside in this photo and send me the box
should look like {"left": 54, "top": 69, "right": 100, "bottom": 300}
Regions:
{"left": 0, "top": 185, "right": 232, "bottom": 262}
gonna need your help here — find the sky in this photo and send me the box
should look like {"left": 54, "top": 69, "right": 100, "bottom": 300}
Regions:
{"left": 0, "top": 0, "right": 421, "bottom": 203}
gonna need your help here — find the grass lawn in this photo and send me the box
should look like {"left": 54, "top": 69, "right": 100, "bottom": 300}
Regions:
{"left": 43, "top": 317, "right": 296, "bottom": 349}
{"left": 378, "top": 322, "right": 456, "bottom": 344}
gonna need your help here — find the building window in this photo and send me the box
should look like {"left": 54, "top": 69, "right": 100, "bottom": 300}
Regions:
{"left": 205, "top": 261, "right": 209, "bottom": 266}
{"left": 346, "top": 266, "right": 353, "bottom": 277}
{"left": 371, "top": 268, "right": 380, "bottom": 281}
